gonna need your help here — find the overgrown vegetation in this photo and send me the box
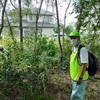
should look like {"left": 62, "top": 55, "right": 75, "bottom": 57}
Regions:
{"left": 0, "top": 34, "right": 69, "bottom": 100}
{"left": 0, "top": 33, "right": 100, "bottom": 100}
{"left": 0, "top": 0, "right": 100, "bottom": 99}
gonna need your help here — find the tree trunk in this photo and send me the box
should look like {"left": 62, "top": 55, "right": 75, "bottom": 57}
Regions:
{"left": 55, "top": 0, "right": 63, "bottom": 66}
{"left": 18, "top": 0, "right": 23, "bottom": 42}
{"left": 41, "top": 1, "right": 49, "bottom": 36}
{"left": 34, "top": 0, "right": 43, "bottom": 61}
{"left": 5, "top": 11, "right": 15, "bottom": 40}
{"left": 35, "top": 0, "right": 43, "bottom": 37}
{"left": 0, "top": 0, "right": 8, "bottom": 37}
{"left": 63, "top": 0, "right": 71, "bottom": 56}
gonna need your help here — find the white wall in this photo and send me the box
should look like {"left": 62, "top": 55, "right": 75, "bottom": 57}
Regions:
{"left": 41, "top": 28, "right": 54, "bottom": 37}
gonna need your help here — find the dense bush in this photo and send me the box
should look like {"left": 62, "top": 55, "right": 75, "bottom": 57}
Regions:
{"left": 0, "top": 35, "right": 61, "bottom": 99}
{"left": 0, "top": 33, "right": 100, "bottom": 99}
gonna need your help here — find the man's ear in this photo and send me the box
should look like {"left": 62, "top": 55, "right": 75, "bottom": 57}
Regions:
{"left": 77, "top": 37, "right": 80, "bottom": 42}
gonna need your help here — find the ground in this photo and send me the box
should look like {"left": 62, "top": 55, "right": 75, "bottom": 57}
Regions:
{"left": 47, "top": 67, "right": 100, "bottom": 100}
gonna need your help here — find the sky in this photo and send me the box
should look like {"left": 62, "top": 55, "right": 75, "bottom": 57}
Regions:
{"left": 0, "top": 0, "right": 77, "bottom": 27}
{"left": 41, "top": 1, "right": 77, "bottom": 26}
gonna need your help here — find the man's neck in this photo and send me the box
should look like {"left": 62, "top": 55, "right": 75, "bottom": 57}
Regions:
{"left": 75, "top": 42, "right": 80, "bottom": 48}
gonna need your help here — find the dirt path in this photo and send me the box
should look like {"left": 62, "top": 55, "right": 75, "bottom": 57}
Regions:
{"left": 47, "top": 68, "right": 100, "bottom": 100}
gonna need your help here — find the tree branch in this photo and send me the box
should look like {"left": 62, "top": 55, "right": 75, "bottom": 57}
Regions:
{"left": 9, "top": 0, "right": 17, "bottom": 9}
{"left": 0, "top": 0, "right": 8, "bottom": 36}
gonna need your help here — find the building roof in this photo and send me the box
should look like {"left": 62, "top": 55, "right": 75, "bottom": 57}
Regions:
{"left": 31, "top": 8, "right": 54, "bottom": 16}
{"left": 3, "top": 8, "right": 55, "bottom": 28}
{"left": 22, "top": 19, "right": 55, "bottom": 28}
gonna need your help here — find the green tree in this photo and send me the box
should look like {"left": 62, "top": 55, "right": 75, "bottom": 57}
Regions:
{"left": 72, "top": 0, "right": 100, "bottom": 60}
{"left": 65, "top": 25, "right": 73, "bottom": 36}
{"left": 73, "top": 0, "right": 100, "bottom": 33}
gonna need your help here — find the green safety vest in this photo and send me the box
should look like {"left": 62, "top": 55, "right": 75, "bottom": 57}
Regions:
{"left": 70, "top": 48, "right": 89, "bottom": 81}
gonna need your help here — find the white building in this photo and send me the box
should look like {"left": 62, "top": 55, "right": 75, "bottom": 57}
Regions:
{"left": 2, "top": 8, "right": 55, "bottom": 39}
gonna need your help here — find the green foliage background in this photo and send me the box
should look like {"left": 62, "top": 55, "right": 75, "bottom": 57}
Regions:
{"left": 0, "top": 34, "right": 71, "bottom": 99}
{"left": 0, "top": 32, "right": 100, "bottom": 99}
{"left": 0, "top": 0, "right": 100, "bottom": 99}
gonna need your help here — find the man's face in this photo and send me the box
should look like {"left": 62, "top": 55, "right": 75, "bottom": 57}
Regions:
{"left": 70, "top": 36, "right": 80, "bottom": 46}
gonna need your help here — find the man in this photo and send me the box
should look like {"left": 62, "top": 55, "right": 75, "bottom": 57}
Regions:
{"left": 69, "top": 31, "right": 89, "bottom": 100}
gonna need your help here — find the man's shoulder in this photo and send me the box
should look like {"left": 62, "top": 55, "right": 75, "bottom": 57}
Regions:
{"left": 79, "top": 44, "right": 87, "bottom": 51}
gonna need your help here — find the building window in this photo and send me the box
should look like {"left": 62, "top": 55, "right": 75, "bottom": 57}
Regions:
{"left": 43, "top": 16, "right": 49, "bottom": 22}
{"left": 49, "top": 16, "right": 52, "bottom": 22}
{"left": 29, "top": 15, "right": 33, "bottom": 20}
{"left": 28, "top": 15, "right": 36, "bottom": 21}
